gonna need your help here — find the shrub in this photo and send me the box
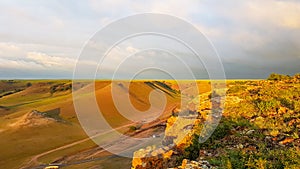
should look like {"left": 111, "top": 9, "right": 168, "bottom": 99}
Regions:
{"left": 227, "top": 85, "right": 247, "bottom": 94}
{"left": 129, "top": 126, "right": 137, "bottom": 131}
{"left": 279, "top": 97, "right": 294, "bottom": 110}
{"left": 26, "top": 82, "right": 32, "bottom": 87}
{"left": 267, "top": 73, "right": 291, "bottom": 81}
{"left": 129, "top": 125, "right": 141, "bottom": 132}
{"left": 253, "top": 99, "right": 278, "bottom": 114}
{"left": 294, "top": 73, "right": 300, "bottom": 80}
{"left": 183, "top": 118, "right": 233, "bottom": 160}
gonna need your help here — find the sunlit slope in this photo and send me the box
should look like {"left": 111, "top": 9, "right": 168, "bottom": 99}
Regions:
{"left": 0, "top": 80, "right": 72, "bottom": 116}
{"left": 95, "top": 81, "right": 180, "bottom": 127}
{"left": 0, "top": 80, "right": 184, "bottom": 169}
{"left": 0, "top": 81, "right": 84, "bottom": 169}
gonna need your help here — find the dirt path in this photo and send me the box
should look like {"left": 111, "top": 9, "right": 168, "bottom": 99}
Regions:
{"left": 46, "top": 120, "right": 168, "bottom": 168}
{"left": 21, "top": 103, "right": 179, "bottom": 169}
{"left": 20, "top": 123, "right": 135, "bottom": 169}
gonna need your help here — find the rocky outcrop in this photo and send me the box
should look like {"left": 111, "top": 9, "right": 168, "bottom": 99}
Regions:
{"left": 131, "top": 114, "right": 203, "bottom": 169}
{"left": 170, "top": 159, "right": 214, "bottom": 169}
{"left": 132, "top": 145, "right": 177, "bottom": 169}
{"left": 131, "top": 89, "right": 225, "bottom": 169}
{"left": 132, "top": 111, "right": 206, "bottom": 168}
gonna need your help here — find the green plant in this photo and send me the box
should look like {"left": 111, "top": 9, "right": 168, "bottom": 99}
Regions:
{"left": 267, "top": 73, "right": 291, "bottom": 81}
{"left": 253, "top": 99, "right": 278, "bottom": 114}
{"left": 227, "top": 85, "right": 247, "bottom": 94}
{"left": 129, "top": 126, "right": 137, "bottom": 131}
{"left": 26, "top": 82, "right": 32, "bottom": 87}
{"left": 183, "top": 118, "right": 233, "bottom": 160}
{"left": 279, "top": 97, "right": 294, "bottom": 110}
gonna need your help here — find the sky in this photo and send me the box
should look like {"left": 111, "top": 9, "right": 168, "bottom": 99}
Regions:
{"left": 0, "top": 0, "right": 299, "bottom": 79}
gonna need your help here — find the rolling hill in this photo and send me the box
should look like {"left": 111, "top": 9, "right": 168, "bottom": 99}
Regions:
{"left": 0, "top": 80, "right": 200, "bottom": 169}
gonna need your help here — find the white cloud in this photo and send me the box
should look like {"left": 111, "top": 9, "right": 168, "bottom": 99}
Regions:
{"left": 0, "top": 42, "right": 22, "bottom": 58}
{"left": 0, "top": 0, "right": 299, "bottom": 78}
{"left": 0, "top": 51, "right": 76, "bottom": 71}
{"left": 87, "top": 0, "right": 200, "bottom": 19}
{"left": 125, "top": 46, "right": 138, "bottom": 53}
{"left": 0, "top": 42, "right": 19, "bottom": 51}
{"left": 243, "top": 0, "right": 300, "bottom": 29}
{"left": 0, "top": 58, "right": 44, "bottom": 70}
{"left": 142, "top": 0, "right": 199, "bottom": 18}
{"left": 26, "top": 52, "right": 76, "bottom": 69}
{"left": 0, "top": 41, "right": 77, "bottom": 72}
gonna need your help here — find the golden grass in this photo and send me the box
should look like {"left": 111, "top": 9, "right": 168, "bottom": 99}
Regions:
{"left": 0, "top": 79, "right": 215, "bottom": 168}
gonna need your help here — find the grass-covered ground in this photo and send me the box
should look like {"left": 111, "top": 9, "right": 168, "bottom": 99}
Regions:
{"left": 1, "top": 76, "right": 298, "bottom": 168}
{"left": 0, "top": 80, "right": 184, "bottom": 168}
{"left": 182, "top": 74, "right": 300, "bottom": 169}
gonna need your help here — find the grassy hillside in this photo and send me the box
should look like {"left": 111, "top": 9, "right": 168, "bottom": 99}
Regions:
{"left": 4, "top": 77, "right": 297, "bottom": 169}
{"left": 0, "top": 80, "right": 191, "bottom": 169}
{"left": 181, "top": 74, "right": 300, "bottom": 169}
{"left": 0, "top": 80, "right": 85, "bottom": 168}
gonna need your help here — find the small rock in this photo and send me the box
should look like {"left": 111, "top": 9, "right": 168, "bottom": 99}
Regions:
{"left": 277, "top": 135, "right": 285, "bottom": 141}
{"left": 279, "top": 138, "right": 294, "bottom": 145}
{"left": 163, "top": 146, "right": 170, "bottom": 151}
{"left": 202, "top": 165, "right": 209, "bottom": 169}
{"left": 265, "top": 136, "right": 272, "bottom": 140}
{"left": 151, "top": 151, "right": 158, "bottom": 156}
{"left": 246, "top": 129, "right": 255, "bottom": 135}
{"left": 157, "top": 148, "right": 165, "bottom": 154}
{"left": 237, "top": 143, "right": 244, "bottom": 149}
